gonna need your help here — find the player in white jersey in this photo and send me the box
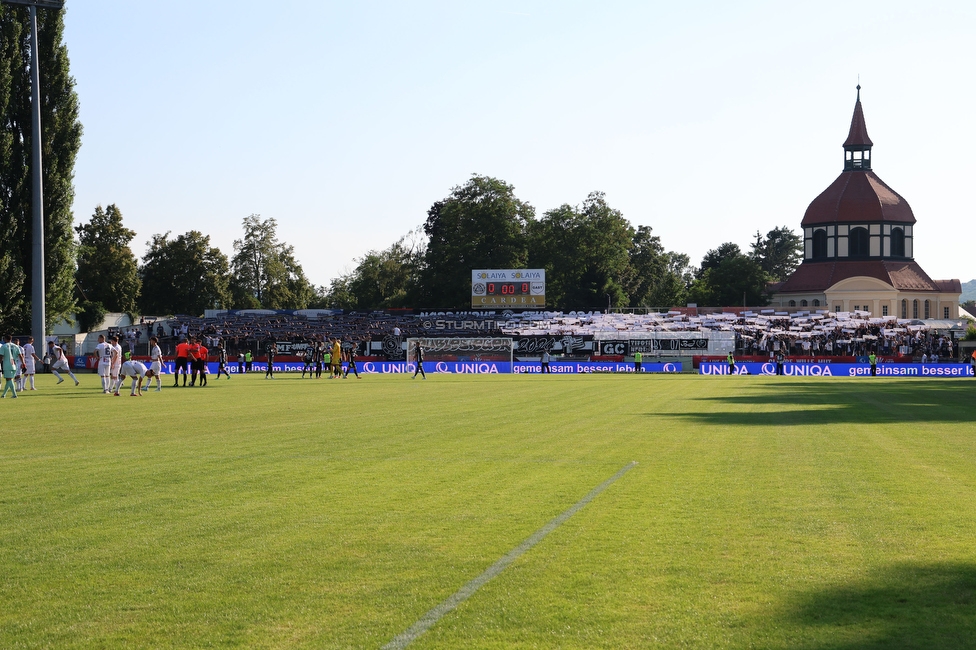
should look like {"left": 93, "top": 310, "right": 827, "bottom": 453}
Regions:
{"left": 46, "top": 340, "right": 80, "bottom": 386}
{"left": 117, "top": 359, "right": 156, "bottom": 396}
{"left": 22, "top": 336, "right": 41, "bottom": 390}
{"left": 148, "top": 336, "right": 163, "bottom": 392}
{"left": 14, "top": 339, "right": 26, "bottom": 391}
{"left": 94, "top": 334, "right": 113, "bottom": 393}
{"left": 110, "top": 336, "right": 123, "bottom": 392}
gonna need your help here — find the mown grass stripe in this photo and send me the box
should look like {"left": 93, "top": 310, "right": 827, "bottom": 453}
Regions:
{"left": 382, "top": 461, "right": 638, "bottom": 649}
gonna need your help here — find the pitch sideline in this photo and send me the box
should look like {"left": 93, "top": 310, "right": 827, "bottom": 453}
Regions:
{"left": 382, "top": 461, "right": 639, "bottom": 649}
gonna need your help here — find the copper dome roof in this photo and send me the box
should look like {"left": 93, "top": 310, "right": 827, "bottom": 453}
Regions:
{"left": 801, "top": 170, "right": 916, "bottom": 227}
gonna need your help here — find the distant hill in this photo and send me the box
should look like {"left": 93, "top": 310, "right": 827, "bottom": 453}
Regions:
{"left": 961, "top": 280, "right": 976, "bottom": 303}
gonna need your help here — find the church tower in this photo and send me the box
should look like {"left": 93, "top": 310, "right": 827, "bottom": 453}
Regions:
{"left": 770, "top": 87, "right": 960, "bottom": 319}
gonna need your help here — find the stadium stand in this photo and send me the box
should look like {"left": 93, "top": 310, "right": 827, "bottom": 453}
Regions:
{"left": 135, "top": 308, "right": 964, "bottom": 363}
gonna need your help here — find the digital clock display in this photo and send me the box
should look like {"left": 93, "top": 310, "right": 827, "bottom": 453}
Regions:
{"left": 485, "top": 282, "right": 531, "bottom": 296}
{"left": 471, "top": 269, "right": 546, "bottom": 308}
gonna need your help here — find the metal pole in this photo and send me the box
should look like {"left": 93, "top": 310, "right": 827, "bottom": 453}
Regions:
{"left": 29, "top": 3, "right": 46, "bottom": 346}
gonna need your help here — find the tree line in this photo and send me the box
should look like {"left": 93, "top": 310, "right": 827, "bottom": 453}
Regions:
{"left": 324, "top": 175, "right": 802, "bottom": 312}
{"left": 73, "top": 176, "right": 803, "bottom": 323}
{"left": 73, "top": 209, "right": 316, "bottom": 330}
{"left": 7, "top": 175, "right": 805, "bottom": 334}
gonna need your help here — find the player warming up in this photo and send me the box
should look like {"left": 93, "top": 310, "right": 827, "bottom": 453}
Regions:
{"left": 47, "top": 340, "right": 80, "bottom": 386}
{"left": 412, "top": 342, "right": 426, "bottom": 379}
{"left": 94, "top": 334, "right": 113, "bottom": 393}
{"left": 22, "top": 337, "right": 41, "bottom": 390}
{"left": 149, "top": 336, "right": 164, "bottom": 391}
{"left": 116, "top": 359, "right": 156, "bottom": 396}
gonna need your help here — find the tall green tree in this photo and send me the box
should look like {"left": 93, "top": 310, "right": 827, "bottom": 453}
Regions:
{"left": 626, "top": 226, "right": 690, "bottom": 308}
{"left": 697, "top": 242, "right": 743, "bottom": 279}
{"left": 317, "top": 276, "right": 355, "bottom": 310}
{"left": 75, "top": 204, "right": 141, "bottom": 314}
{"left": 0, "top": 5, "right": 82, "bottom": 333}
{"left": 750, "top": 226, "right": 803, "bottom": 282}
{"left": 688, "top": 242, "right": 769, "bottom": 307}
{"left": 529, "top": 192, "right": 633, "bottom": 311}
{"left": 229, "top": 215, "right": 314, "bottom": 310}
{"left": 329, "top": 231, "right": 425, "bottom": 310}
{"left": 139, "top": 231, "right": 231, "bottom": 316}
{"left": 418, "top": 175, "right": 534, "bottom": 308}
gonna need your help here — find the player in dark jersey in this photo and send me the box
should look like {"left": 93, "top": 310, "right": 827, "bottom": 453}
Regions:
{"left": 412, "top": 342, "right": 426, "bottom": 379}
{"left": 313, "top": 339, "right": 325, "bottom": 379}
{"left": 216, "top": 344, "right": 231, "bottom": 379}
{"left": 265, "top": 339, "right": 277, "bottom": 379}
{"left": 343, "top": 344, "right": 361, "bottom": 379}
{"left": 301, "top": 345, "right": 314, "bottom": 378}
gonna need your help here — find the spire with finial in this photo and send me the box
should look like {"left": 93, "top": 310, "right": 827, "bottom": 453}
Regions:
{"left": 843, "top": 84, "right": 872, "bottom": 170}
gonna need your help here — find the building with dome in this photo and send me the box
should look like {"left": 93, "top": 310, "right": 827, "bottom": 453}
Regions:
{"left": 769, "top": 88, "right": 961, "bottom": 319}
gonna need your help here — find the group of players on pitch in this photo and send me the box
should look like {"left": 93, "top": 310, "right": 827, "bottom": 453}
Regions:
{"left": 0, "top": 334, "right": 85, "bottom": 398}
{"left": 94, "top": 333, "right": 165, "bottom": 396}
{"left": 1, "top": 333, "right": 396, "bottom": 398}
{"left": 287, "top": 337, "right": 362, "bottom": 380}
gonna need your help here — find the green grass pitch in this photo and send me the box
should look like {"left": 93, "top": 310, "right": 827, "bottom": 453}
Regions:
{"left": 2, "top": 371, "right": 976, "bottom": 648}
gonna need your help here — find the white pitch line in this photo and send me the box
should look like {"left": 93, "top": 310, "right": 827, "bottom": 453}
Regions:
{"left": 381, "top": 461, "right": 638, "bottom": 650}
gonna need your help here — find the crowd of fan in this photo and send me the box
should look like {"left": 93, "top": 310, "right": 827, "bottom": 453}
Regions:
{"left": 500, "top": 309, "right": 960, "bottom": 360}
{"left": 114, "top": 308, "right": 963, "bottom": 361}
{"left": 139, "top": 312, "right": 501, "bottom": 355}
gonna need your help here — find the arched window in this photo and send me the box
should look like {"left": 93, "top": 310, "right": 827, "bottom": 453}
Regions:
{"left": 788, "top": 300, "right": 796, "bottom": 307}
{"left": 849, "top": 227, "right": 869, "bottom": 256}
{"left": 813, "top": 299, "right": 820, "bottom": 307}
{"left": 800, "top": 300, "right": 808, "bottom": 307}
{"left": 812, "top": 230, "right": 828, "bottom": 259}
{"left": 913, "top": 299, "right": 919, "bottom": 319}
{"left": 901, "top": 299, "right": 907, "bottom": 319}
{"left": 890, "top": 227, "right": 905, "bottom": 257}
{"left": 924, "top": 300, "right": 930, "bottom": 319}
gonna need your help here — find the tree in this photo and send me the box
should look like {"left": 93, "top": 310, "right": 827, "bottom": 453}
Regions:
{"left": 317, "top": 276, "right": 355, "bottom": 310}
{"left": 688, "top": 242, "right": 769, "bottom": 307}
{"left": 529, "top": 192, "right": 633, "bottom": 311}
{"left": 340, "top": 231, "right": 425, "bottom": 310}
{"left": 626, "top": 226, "right": 691, "bottom": 309}
{"left": 75, "top": 204, "right": 141, "bottom": 314}
{"left": 750, "top": 226, "right": 803, "bottom": 282}
{"left": 650, "top": 251, "right": 692, "bottom": 308}
{"left": 139, "top": 231, "right": 231, "bottom": 316}
{"left": 229, "top": 215, "right": 314, "bottom": 310}
{"left": 418, "top": 175, "right": 534, "bottom": 308}
{"left": 698, "top": 242, "right": 743, "bottom": 279}
{"left": 0, "top": 5, "right": 82, "bottom": 333}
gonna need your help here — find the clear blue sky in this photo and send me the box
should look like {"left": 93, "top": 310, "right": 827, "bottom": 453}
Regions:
{"left": 63, "top": 0, "right": 976, "bottom": 288}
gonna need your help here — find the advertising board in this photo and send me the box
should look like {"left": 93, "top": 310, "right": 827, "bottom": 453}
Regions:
{"left": 699, "top": 362, "right": 974, "bottom": 378}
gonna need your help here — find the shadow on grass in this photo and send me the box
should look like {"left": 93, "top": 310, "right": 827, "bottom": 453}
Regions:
{"left": 775, "top": 562, "right": 976, "bottom": 649}
{"left": 650, "top": 380, "right": 976, "bottom": 426}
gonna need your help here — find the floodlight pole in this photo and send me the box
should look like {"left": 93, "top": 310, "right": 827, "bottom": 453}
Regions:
{"left": 1, "top": 0, "right": 63, "bottom": 346}
{"left": 28, "top": 4, "right": 45, "bottom": 347}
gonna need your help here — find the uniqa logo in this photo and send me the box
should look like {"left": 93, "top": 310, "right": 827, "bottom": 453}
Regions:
{"left": 452, "top": 363, "right": 500, "bottom": 374}
{"left": 784, "top": 365, "right": 832, "bottom": 376}
{"left": 663, "top": 363, "right": 677, "bottom": 373}
{"left": 761, "top": 363, "right": 777, "bottom": 375}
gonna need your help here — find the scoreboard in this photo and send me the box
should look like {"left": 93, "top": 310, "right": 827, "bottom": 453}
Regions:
{"left": 471, "top": 269, "right": 545, "bottom": 309}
